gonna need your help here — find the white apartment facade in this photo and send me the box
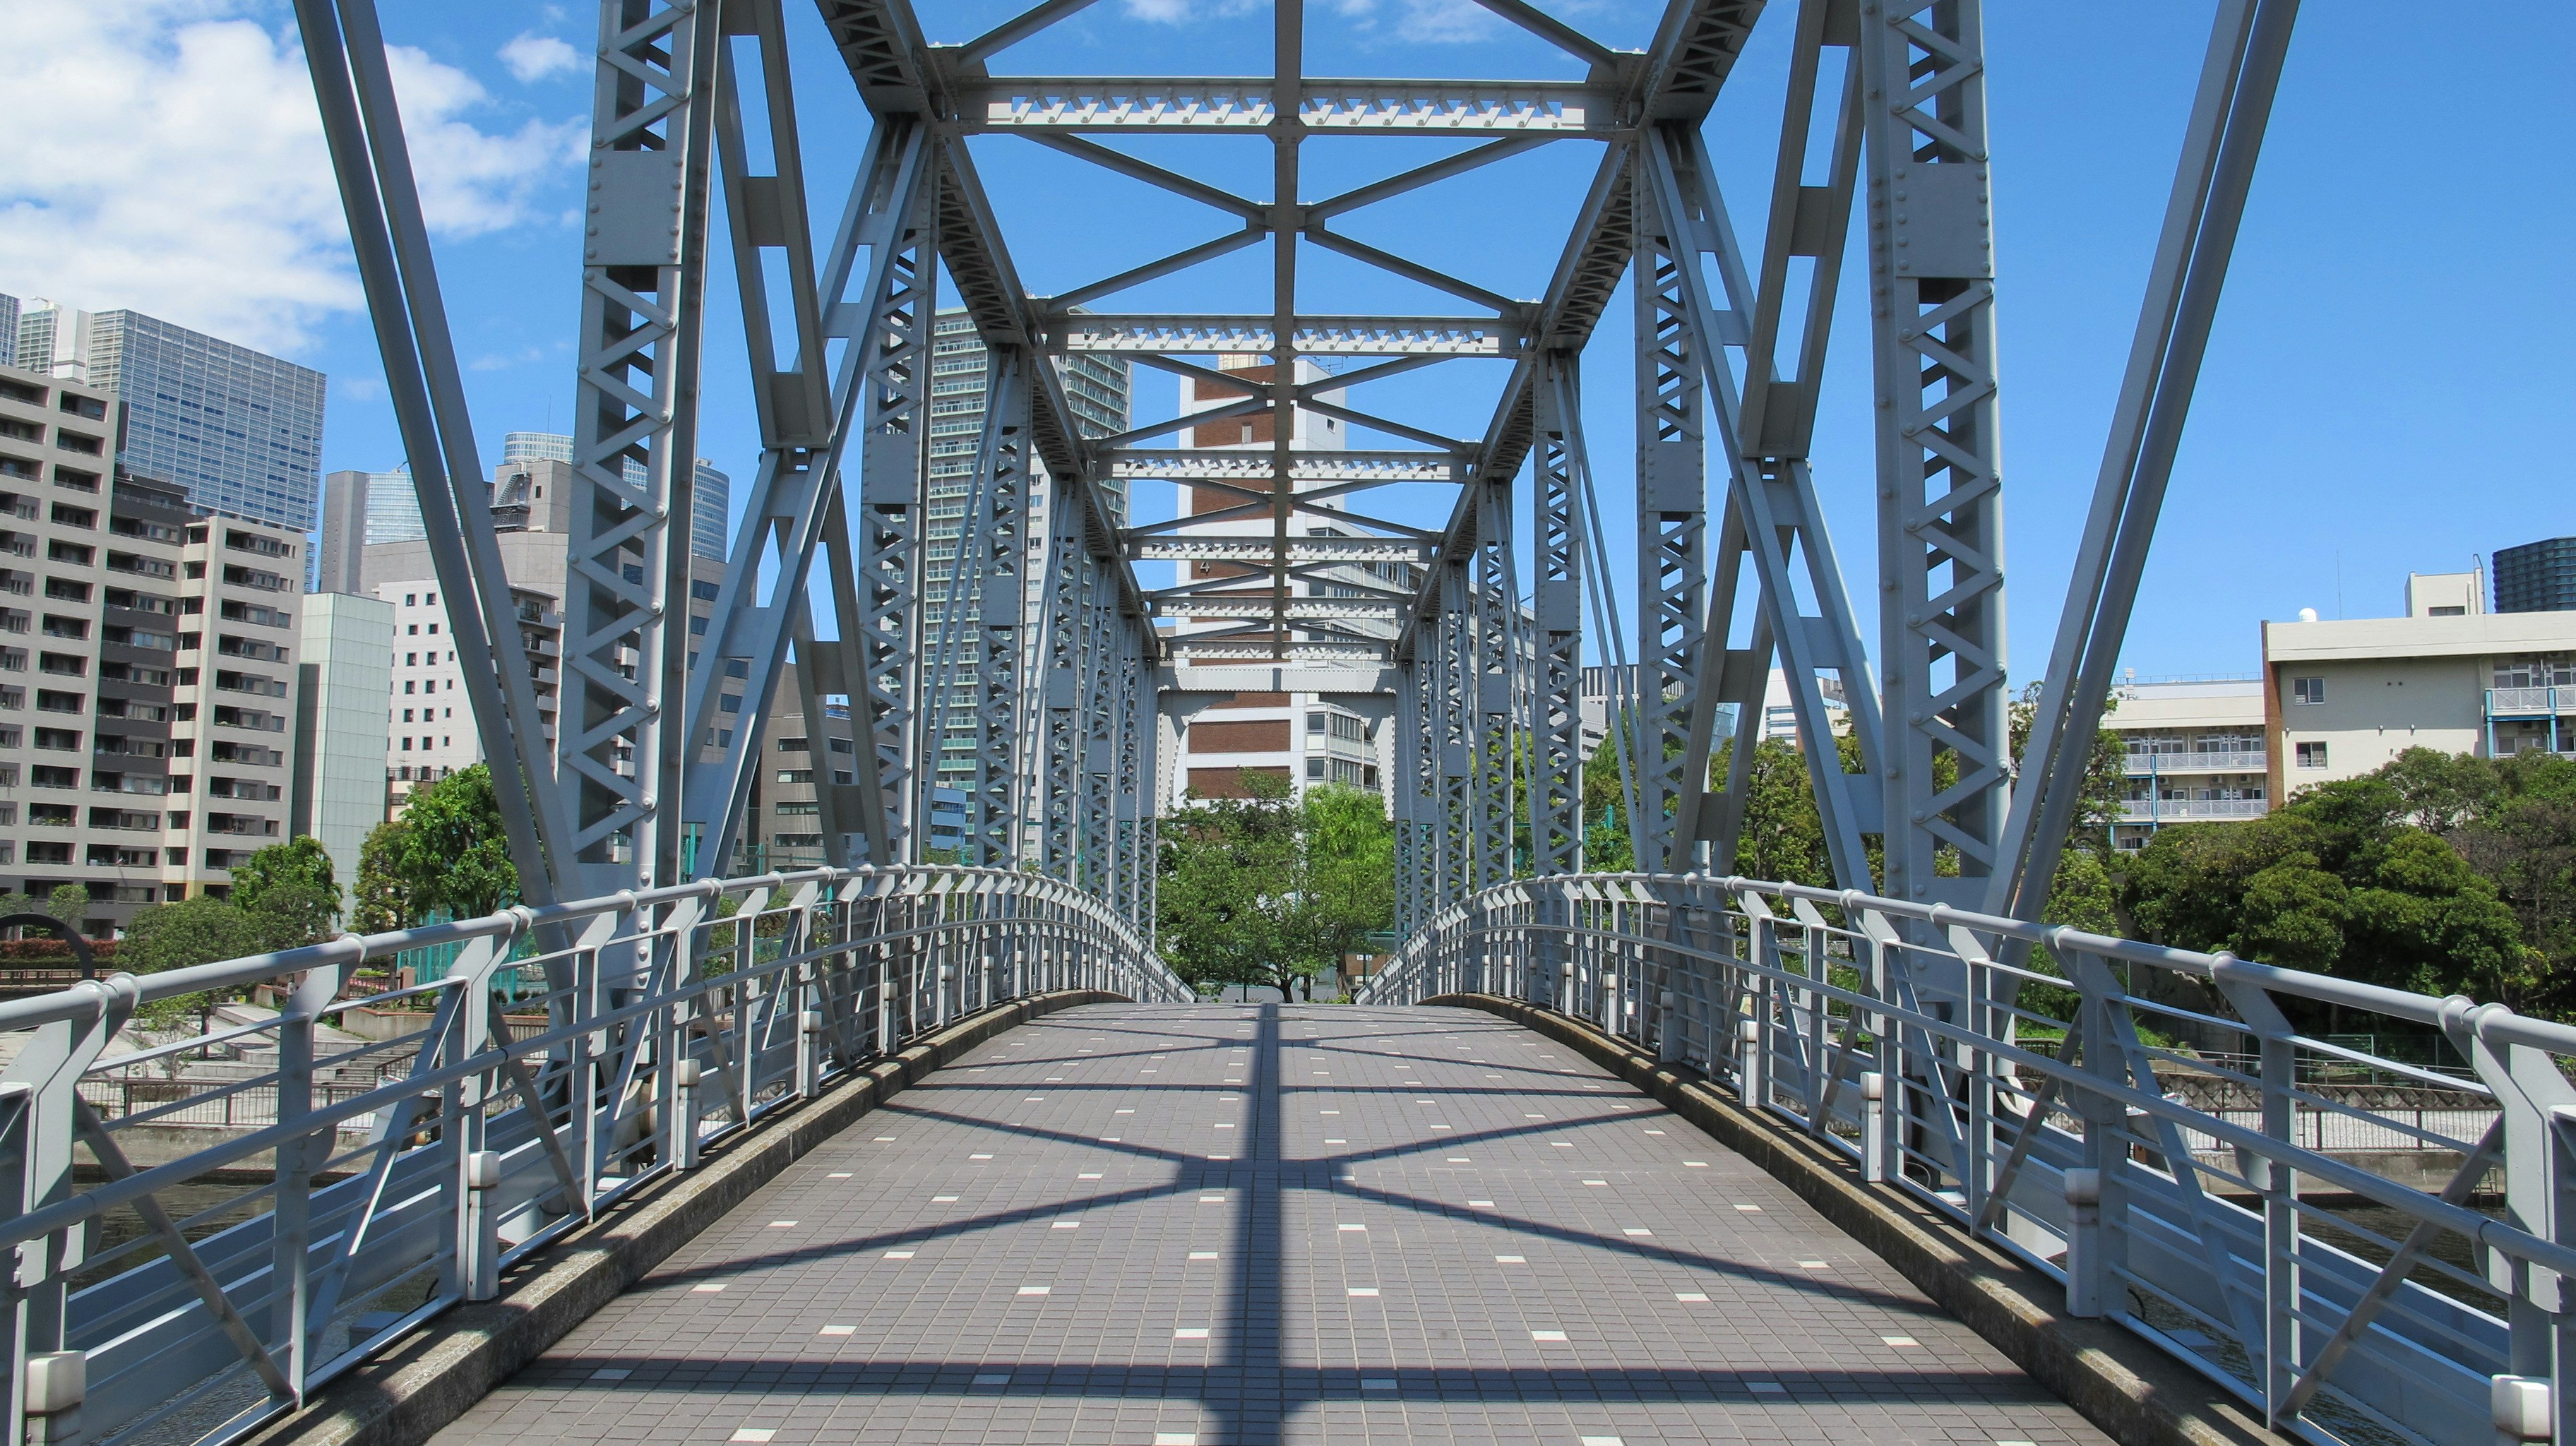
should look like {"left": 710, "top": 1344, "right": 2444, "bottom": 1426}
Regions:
{"left": 2101, "top": 679, "right": 2269, "bottom": 851}
{"left": 2263, "top": 569, "right": 2576, "bottom": 797}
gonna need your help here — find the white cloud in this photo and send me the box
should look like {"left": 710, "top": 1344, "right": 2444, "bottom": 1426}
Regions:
{"left": 0, "top": 0, "right": 583, "bottom": 355}
{"left": 498, "top": 32, "right": 580, "bottom": 83}
{"left": 1326, "top": 0, "right": 1506, "bottom": 42}
{"left": 1121, "top": 0, "right": 1260, "bottom": 21}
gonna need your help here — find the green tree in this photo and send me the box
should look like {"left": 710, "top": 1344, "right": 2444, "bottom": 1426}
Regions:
{"left": 121, "top": 896, "right": 266, "bottom": 1027}
{"left": 243, "top": 883, "right": 340, "bottom": 953}
{"left": 352, "top": 818, "right": 412, "bottom": 933}
{"left": 2117, "top": 748, "right": 2549, "bottom": 1010}
{"left": 229, "top": 837, "right": 338, "bottom": 914}
{"left": 1157, "top": 776, "right": 1393, "bottom": 1000}
{"left": 381, "top": 765, "right": 518, "bottom": 922}
{"left": 47, "top": 883, "right": 89, "bottom": 933}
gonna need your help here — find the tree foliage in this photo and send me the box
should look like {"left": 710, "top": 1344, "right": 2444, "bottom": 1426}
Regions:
{"left": 351, "top": 765, "right": 520, "bottom": 929}
{"left": 229, "top": 836, "right": 336, "bottom": 914}
{"left": 1157, "top": 775, "right": 1394, "bottom": 998}
{"left": 2118, "top": 751, "right": 2544, "bottom": 1008}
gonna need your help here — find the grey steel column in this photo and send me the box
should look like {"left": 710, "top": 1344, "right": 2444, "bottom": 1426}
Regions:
{"left": 971, "top": 352, "right": 1032, "bottom": 866}
{"left": 1037, "top": 475, "right": 1086, "bottom": 880}
{"left": 1437, "top": 559, "right": 1474, "bottom": 905}
{"left": 1991, "top": 0, "right": 2297, "bottom": 924}
{"left": 1393, "top": 654, "right": 1421, "bottom": 933}
{"left": 854, "top": 164, "right": 938, "bottom": 863}
{"left": 559, "top": 0, "right": 722, "bottom": 893}
{"left": 1859, "top": 0, "right": 2009, "bottom": 909}
{"left": 293, "top": 0, "right": 571, "bottom": 905}
{"left": 1631, "top": 163, "right": 1707, "bottom": 875}
{"left": 1527, "top": 354, "right": 1585, "bottom": 878}
{"left": 1080, "top": 556, "right": 1119, "bottom": 895}
{"left": 1472, "top": 479, "right": 1518, "bottom": 888}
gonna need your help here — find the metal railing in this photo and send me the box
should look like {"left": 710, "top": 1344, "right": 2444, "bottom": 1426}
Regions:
{"left": 2118, "top": 796, "right": 2270, "bottom": 823}
{"left": 2121, "top": 748, "right": 2266, "bottom": 775}
{"left": 1359, "top": 874, "right": 2563, "bottom": 1446}
{"left": 0, "top": 866, "right": 1187, "bottom": 1446}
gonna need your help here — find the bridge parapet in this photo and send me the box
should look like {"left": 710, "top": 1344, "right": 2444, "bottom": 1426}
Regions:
{"left": 1360, "top": 873, "right": 2572, "bottom": 1446}
{"left": 0, "top": 866, "right": 1185, "bottom": 1446}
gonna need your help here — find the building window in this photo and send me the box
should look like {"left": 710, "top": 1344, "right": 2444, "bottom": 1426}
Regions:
{"left": 2296, "top": 741, "right": 2328, "bottom": 769}
{"left": 2291, "top": 676, "right": 2325, "bottom": 705}
{"left": 1306, "top": 712, "right": 1325, "bottom": 734}
{"left": 1305, "top": 758, "right": 1324, "bottom": 779}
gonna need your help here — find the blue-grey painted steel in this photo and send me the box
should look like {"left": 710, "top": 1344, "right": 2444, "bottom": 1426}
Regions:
{"left": 1360, "top": 873, "right": 2565, "bottom": 1446}
{"left": 0, "top": 869, "right": 1188, "bottom": 1446}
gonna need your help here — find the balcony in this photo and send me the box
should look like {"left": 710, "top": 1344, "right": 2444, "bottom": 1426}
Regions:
{"left": 2123, "top": 749, "right": 2266, "bottom": 775}
{"left": 2487, "top": 686, "right": 2576, "bottom": 718}
{"left": 2120, "top": 797, "right": 2270, "bottom": 823}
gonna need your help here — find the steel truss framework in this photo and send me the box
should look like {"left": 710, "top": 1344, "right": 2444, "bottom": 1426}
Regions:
{"left": 298, "top": 0, "right": 2296, "bottom": 988}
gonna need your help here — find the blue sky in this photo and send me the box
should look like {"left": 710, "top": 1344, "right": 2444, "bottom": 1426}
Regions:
{"left": 4, "top": 1, "right": 2568, "bottom": 682}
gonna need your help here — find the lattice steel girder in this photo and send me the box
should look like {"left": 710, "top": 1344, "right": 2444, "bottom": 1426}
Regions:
{"left": 1107, "top": 450, "right": 1459, "bottom": 485}
{"left": 1472, "top": 477, "right": 1520, "bottom": 890}
{"left": 1054, "top": 314, "right": 1521, "bottom": 357}
{"left": 1133, "top": 536, "right": 1428, "bottom": 566}
{"left": 1169, "top": 640, "right": 1391, "bottom": 664}
{"left": 1035, "top": 480, "right": 1088, "bottom": 878}
{"left": 1161, "top": 598, "right": 1404, "bottom": 621}
{"left": 1630, "top": 152, "right": 1707, "bottom": 876}
{"left": 1527, "top": 354, "right": 1587, "bottom": 877}
{"left": 559, "top": 0, "right": 721, "bottom": 892}
{"left": 1436, "top": 558, "right": 1476, "bottom": 904}
{"left": 961, "top": 77, "right": 1620, "bottom": 133}
{"left": 1859, "top": 0, "right": 2010, "bottom": 908}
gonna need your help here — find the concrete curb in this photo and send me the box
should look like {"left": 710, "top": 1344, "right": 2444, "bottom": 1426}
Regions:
{"left": 247, "top": 989, "right": 1124, "bottom": 1446}
{"left": 1425, "top": 993, "right": 2290, "bottom": 1446}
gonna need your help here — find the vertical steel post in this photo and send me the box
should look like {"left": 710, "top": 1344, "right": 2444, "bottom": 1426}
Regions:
{"left": 1632, "top": 162, "right": 1707, "bottom": 874}
{"left": 1528, "top": 354, "right": 1586, "bottom": 878}
{"left": 854, "top": 166, "right": 938, "bottom": 864}
{"left": 1857, "top": 0, "right": 2010, "bottom": 911}
{"left": 560, "top": 0, "right": 722, "bottom": 894}
{"left": 1473, "top": 478, "right": 1519, "bottom": 888}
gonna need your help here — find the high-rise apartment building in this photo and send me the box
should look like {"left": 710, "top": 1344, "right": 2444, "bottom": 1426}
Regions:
{"left": 2494, "top": 537, "right": 2576, "bottom": 615}
{"left": 4, "top": 297, "right": 325, "bottom": 534}
{"left": 0, "top": 362, "right": 306, "bottom": 931}
{"left": 919, "top": 311, "right": 1131, "bottom": 800}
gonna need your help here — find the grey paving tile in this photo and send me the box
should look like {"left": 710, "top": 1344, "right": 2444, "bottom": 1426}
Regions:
{"left": 429, "top": 1004, "right": 2110, "bottom": 1445}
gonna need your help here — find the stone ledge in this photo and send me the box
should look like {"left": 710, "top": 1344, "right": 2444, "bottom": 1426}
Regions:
{"left": 1426, "top": 992, "right": 2289, "bottom": 1446}
{"left": 246, "top": 989, "right": 1124, "bottom": 1446}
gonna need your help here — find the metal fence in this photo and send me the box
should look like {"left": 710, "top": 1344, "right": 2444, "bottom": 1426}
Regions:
{"left": 1357, "top": 873, "right": 2567, "bottom": 1446}
{"left": 0, "top": 866, "right": 1188, "bottom": 1446}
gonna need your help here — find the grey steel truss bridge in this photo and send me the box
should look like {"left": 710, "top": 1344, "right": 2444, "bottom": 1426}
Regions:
{"left": 282, "top": 0, "right": 2259, "bottom": 928}
{"left": 16, "top": 4, "right": 2576, "bottom": 1446}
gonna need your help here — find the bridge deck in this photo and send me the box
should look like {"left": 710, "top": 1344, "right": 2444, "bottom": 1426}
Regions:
{"left": 431, "top": 1004, "right": 2108, "bottom": 1446}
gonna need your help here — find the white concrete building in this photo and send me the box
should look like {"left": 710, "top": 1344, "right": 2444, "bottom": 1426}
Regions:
{"left": 2262, "top": 569, "right": 2576, "bottom": 798}
{"left": 2101, "top": 679, "right": 2269, "bottom": 850}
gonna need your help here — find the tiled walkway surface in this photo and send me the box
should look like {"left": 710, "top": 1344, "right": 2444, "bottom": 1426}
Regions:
{"left": 431, "top": 1004, "right": 2109, "bottom": 1445}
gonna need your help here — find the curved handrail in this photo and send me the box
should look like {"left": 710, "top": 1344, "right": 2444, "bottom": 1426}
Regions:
{"left": 1360, "top": 872, "right": 2568, "bottom": 1445}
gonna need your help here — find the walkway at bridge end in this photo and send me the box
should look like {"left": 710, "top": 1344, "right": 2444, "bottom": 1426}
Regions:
{"left": 433, "top": 1004, "right": 2110, "bottom": 1446}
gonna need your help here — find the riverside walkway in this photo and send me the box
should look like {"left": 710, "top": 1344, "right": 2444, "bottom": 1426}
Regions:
{"left": 429, "top": 1004, "right": 2109, "bottom": 1446}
